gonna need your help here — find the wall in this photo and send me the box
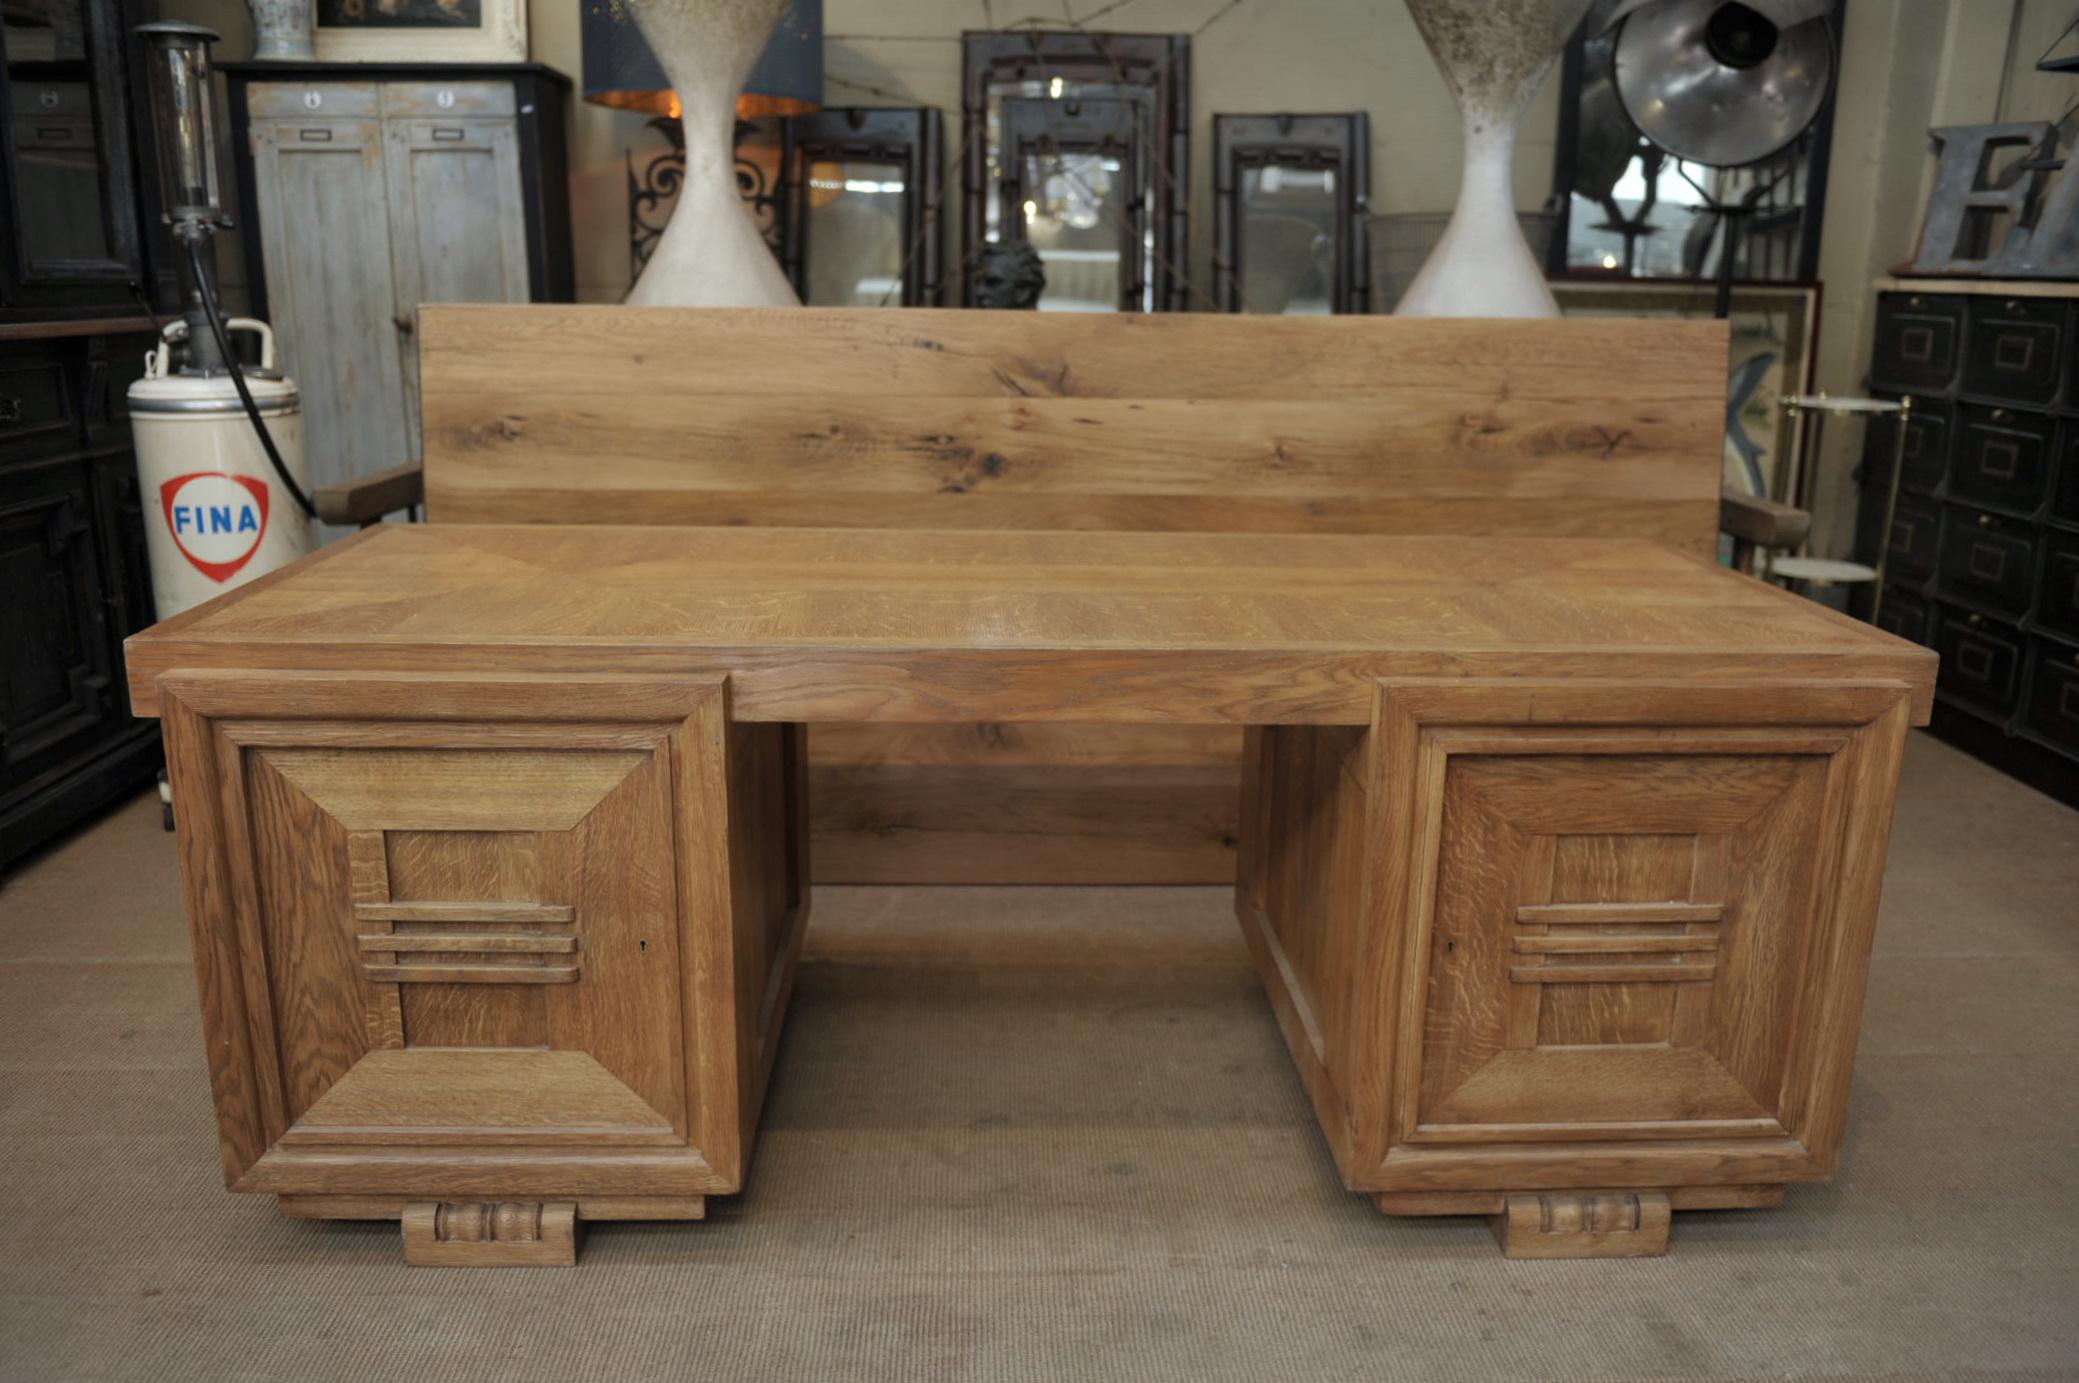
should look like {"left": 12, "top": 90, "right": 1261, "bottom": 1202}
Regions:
{"left": 173, "top": 0, "right": 2067, "bottom": 535}
{"left": 534, "top": 0, "right": 1566, "bottom": 305}
{"left": 1803, "top": 0, "right": 2075, "bottom": 554}
{"left": 540, "top": 0, "right": 2069, "bottom": 553}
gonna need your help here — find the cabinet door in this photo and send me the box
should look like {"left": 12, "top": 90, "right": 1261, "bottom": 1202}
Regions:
{"left": 382, "top": 113, "right": 529, "bottom": 451}
{"left": 1362, "top": 679, "right": 1911, "bottom": 1191}
{"left": 248, "top": 117, "right": 415, "bottom": 507}
{"left": 0, "top": 0, "right": 147, "bottom": 314}
{"left": 0, "top": 454, "right": 115, "bottom": 793}
{"left": 155, "top": 672, "right": 808, "bottom": 1203}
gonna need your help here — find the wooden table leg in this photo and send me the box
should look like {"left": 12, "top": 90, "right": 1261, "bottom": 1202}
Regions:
{"left": 401, "top": 1202, "right": 581, "bottom": 1267}
{"left": 1488, "top": 1192, "right": 1671, "bottom": 1260}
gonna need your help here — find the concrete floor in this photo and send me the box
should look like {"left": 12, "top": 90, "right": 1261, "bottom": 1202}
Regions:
{"left": 1, "top": 731, "right": 2075, "bottom": 1382}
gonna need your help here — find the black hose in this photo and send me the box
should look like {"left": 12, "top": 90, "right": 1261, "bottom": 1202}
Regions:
{"left": 184, "top": 238, "right": 316, "bottom": 520}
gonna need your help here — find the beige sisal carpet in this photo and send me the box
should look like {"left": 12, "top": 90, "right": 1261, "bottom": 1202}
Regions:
{"left": 1, "top": 733, "right": 2074, "bottom": 1382}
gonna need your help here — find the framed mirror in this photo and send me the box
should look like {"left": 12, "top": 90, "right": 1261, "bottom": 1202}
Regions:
{"left": 1546, "top": 0, "right": 1842, "bottom": 283}
{"left": 961, "top": 30, "right": 1190, "bottom": 311}
{"left": 1213, "top": 113, "right": 1369, "bottom": 314}
{"left": 998, "top": 96, "right": 1144, "bottom": 313}
{"left": 782, "top": 107, "right": 945, "bottom": 307}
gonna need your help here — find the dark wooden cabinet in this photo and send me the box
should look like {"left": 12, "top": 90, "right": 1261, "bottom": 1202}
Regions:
{"left": 0, "top": 329, "right": 165, "bottom": 866}
{"left": 1861, "top": 278, "right": 2079, "bottom": 807}
{"left": 0, "top": 0, "right": 168, "bottom": 867}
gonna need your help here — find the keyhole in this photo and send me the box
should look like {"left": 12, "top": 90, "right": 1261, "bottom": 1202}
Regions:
{"left": 638, "top": 939, "right": 648, "bottom": 953}
{"left": 1445, "top": 940, "right": 1456, "bottom": 954}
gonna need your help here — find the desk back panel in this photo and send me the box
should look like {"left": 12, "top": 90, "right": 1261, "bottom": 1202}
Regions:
{"left": 417, "top": 307, "right": 1727, "bottom": 555}
{"left": 414, "top": 306, "right": 1731, "bottom": 883}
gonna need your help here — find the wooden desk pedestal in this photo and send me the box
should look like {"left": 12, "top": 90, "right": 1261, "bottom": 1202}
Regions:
{"left": 157, "top": 673, "right": 807, "bottom": 1262}
{"left": 128, "top": 527, "right": 1932, "bottom": 1264}
{"left": 1240, "top": 680, "right": 1910, "bottom": 1260}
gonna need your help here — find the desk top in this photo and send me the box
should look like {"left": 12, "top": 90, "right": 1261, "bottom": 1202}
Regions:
{"left": 125, "top": 525, "right": 1935, "bottom": 725}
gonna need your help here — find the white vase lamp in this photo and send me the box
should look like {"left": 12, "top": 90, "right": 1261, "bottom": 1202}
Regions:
{"left": 1395, "top": 0, "right": 1595, "bottom": 317}
{"left": 584, "top": 0, "right": 821, "bottom": 307}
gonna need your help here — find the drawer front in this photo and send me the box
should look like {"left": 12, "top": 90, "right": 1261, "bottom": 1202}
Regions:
{"left": 0, "top": 456, "right": 118, "bottom": 791}
{"left": 2056, "top": 428, "right": 2079, "bottom": 525}
{"left": 14, "top": 114, "right": 94, "bottom": 151}
{"left": 1872, "top": 292, "right": 1964, "bottom": 392}
{"left": 2040, "top": 530, "right": 2079, "bottom": 642}
{"left": 1935, "top": 605, "right": 2026, "bottom": 716}
{"left": 1863, "top": 398, "right": 1950, "bottom": 497}
{"left": 1898, "top": 400, "right": 1951, "bottom": 494}
{"left": 9, "top": 78, "right": 92, "bottom": 119}
{"left": 245, "top": 81, "right": 382, "bottom": 119}
{"left": 2023, "top": 641, "right": 2079, "bottom": 756}
{"left": 1964, "top": 295, "right": 2066, "bottom": 405}
{"left": 1950, "top": 404, "right": 2053, "bottom": 513}
{"left": 98, "top": 333, "right": 155, "bottom": 427}
{"left": 1874, "top": 586, "right": 1933, "bottom": 647}
{"left": 1885, "top": 494, "right": 1941, "bottom": 580}
{"left": 0, "top": 347, "right": 75, "bottom": 451}
{"left": 381, "top": 81, "right": 516, "bottom": 118}
{"left": 1936, "top": 507, "right": 2038, "bottom": 616}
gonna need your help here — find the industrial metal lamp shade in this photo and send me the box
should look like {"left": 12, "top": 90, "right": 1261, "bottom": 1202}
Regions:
{"left": 582, "top": 0, "right": 819, "bottom": 306}
{"left": 1612, "top": 0, "right": 1834, "bottom": 169}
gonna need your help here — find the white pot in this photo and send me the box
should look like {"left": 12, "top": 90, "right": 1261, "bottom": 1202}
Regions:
{"left": 623, "top": 0, "right": 800, "bottom": 307}
{"left": 1395, "top": 0, "right": 1594, "bottom": 318}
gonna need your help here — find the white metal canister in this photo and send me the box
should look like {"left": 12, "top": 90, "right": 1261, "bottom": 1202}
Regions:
{"left": 129, "top": 318, "right": 313, "bottom": 619}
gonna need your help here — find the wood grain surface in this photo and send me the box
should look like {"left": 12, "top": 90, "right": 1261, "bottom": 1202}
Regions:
{"left": 1237, "top": 675, "right": 1917, "bottom": 1253}
{"left": 133, "top": 527, "right": 1926, "bottom": 1257}
{"left": 412, "top": 305, "right": 1734, "bottom": 883}
{"left": 154, "top": 670, "right": 811, "bottom": 1223}
{"left": 126, "top": 525, "right": 1935, "bottom": 725}
{"left": 416, "top": 306, "right": 1729, "bottom": 555}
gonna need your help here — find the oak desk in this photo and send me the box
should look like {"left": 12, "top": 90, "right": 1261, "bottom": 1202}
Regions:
{"left": 127, "top": 524, "right": 1936, "bottom": 1264}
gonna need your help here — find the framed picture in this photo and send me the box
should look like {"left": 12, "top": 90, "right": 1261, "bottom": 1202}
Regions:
{"left": 1551, "top": 279, "right": 1821, "bottom": 506}
{"left": 312, "top": 0, "right": 527, "bottom": 63}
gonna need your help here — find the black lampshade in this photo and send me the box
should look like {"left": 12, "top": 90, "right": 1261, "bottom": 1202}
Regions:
{"left": 582, "top": 0, "right": 823, "bottom": 118}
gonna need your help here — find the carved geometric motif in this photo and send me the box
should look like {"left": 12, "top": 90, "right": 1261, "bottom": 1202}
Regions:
{"left": 1413, "top": 749, "right": 1832, "bottom": 1143}
{"left": 1363, "top": 677, "right": 1913, "bottom": 1197}
{"left": 237, "top": 737, "right": 688, "bottom": 1141}
{"left": 1507, "top": 835, "right": 1725, "bottom": 1051}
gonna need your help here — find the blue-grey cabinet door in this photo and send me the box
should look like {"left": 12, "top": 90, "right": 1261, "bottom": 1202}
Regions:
{"left": 381, "top": 111, "right": 529, "bottom": 452}
{"left": 248, "top": 112, "right": 415, "bottom": 519}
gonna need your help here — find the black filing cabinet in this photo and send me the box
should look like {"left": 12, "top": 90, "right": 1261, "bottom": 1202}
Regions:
{"left": 1861, "top": 280, "right": 2079, "bottom": 806}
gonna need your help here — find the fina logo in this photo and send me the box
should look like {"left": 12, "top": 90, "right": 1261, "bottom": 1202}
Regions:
{"left": 160, "top": 471, "right": 270, "bottom": 583}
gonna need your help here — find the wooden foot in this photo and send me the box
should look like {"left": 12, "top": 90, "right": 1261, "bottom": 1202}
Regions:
{"left": 401, "top": 1201, "right": 580, "bottom": 1267}
{"left": 281, "top": 1193, "right": 705, "bottom": 1223}
{"left": 1488, "top": 1191, "right": 1671, "bottom": 1260}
